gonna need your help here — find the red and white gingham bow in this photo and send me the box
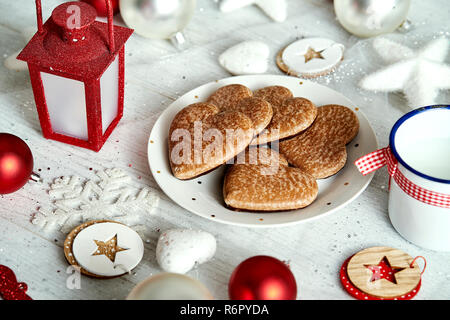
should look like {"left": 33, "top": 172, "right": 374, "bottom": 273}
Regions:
{"left": 355, "top": 147, "right": 450, "bottom": 209}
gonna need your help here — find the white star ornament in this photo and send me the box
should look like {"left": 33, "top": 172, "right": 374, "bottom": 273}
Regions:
{"left": 360, "top": 38, "right": 450, "bottom": 108}
{"left": 220, "top": 0, "right": 287, "bottom": 22}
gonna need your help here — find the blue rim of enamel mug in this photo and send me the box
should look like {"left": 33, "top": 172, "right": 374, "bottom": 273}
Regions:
{"left": 389, "top": 105, "right": 450, "bottom": 184}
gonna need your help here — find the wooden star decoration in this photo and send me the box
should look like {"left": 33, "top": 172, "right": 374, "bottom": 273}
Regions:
{"left": 303, "top": 47, "right": 325, "bottom": 63}
{"left": 360, "top": 37, "right": 450, "bottom": 108}
{"left": 364, "top": 256, "right": 406, "bottom": 284}
{"left": 220, "top": 0, "right": 287, "bottom": 22}
{"left": 92, "top": 234, "right": 128, "bottom": 263}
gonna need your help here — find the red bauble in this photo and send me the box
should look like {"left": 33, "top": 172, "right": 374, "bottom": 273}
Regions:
{"left": 229, "top": 256, "right": 297, "bottom": 300}
{"left": 0, "top": 133, "right": 34, "bottom": 194}
{"left": 81, "top": 0, "right": 119, "bottom": 17}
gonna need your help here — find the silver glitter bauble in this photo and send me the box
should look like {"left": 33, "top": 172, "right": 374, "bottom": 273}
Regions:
{"left": 334, "top": 0, "right": 411, "bottom": 38}
{"left": 120, "top": 0, "right": 196, "bottom": 42}
{"left": 398, "top": 19, "right": 413, "bottom": 33}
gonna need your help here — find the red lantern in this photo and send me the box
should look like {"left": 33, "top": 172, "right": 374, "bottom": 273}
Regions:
{"left": 17, "top": 1, "right": 133, "bottom": 152}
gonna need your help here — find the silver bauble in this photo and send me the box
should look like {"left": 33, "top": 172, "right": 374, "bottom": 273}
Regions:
{"left": 120, "top": 0, "right": 196, "bottom": 40}
{"left": 127, "top": 273, "right": 214, "bottom": 300}
{"left": 334, "top": 0, "right": 411, "bottom": 38}
{"left": 398, "top": 19, "right": 413, "bottom": 33}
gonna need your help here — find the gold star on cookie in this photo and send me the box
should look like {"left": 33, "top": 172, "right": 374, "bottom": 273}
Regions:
{"left": 92, "top": 234, "right": 128, "bottom": 263}
{"left": 303, "top": 47, "right": 324, "bottom": 63}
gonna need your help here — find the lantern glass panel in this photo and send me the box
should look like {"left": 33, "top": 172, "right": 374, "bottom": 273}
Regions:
{"left": 40, "top": 72, "right": 88, "bottom": 140}
{"left": 100, "top": 55, "right": 119, "bottom": 134}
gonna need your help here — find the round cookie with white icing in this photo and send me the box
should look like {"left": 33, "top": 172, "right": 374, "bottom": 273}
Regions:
{"left": 277, "top": 38, "right": 345, "bottom": 78}
{"left": 65, "top": 220, "right": 144, "bottom": 278}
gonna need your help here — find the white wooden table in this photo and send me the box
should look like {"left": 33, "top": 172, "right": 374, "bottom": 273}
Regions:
{"left": 1, "top": 0, "right": 449, "bottom": 300}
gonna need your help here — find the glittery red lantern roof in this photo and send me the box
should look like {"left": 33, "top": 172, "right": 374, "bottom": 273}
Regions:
{"left": 17, "top": 1, "right": 133, "bottom": 152}
{"left": 17, "top": 1, "right": 132, "bottom": 81}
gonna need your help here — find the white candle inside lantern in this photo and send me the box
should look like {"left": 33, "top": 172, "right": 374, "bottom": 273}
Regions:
{"left": 40, "top": 72, "right": 88, "bottom": 140}
{"left": 100, "top": 55, "right": 119, "bottom": 134}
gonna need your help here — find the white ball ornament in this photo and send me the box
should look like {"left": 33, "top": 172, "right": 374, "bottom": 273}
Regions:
{"left": 156, "top": 229, "right": 217, "bottom": 274}
{"left": 120, "top": 0, "right": 196, "bottom": 46}
{"left": 334, "top": 0, "right": 411, "bottom": 38}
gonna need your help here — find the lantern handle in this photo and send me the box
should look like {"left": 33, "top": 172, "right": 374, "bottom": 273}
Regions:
{"left": 106, "top": 0, "right": 115, "bottom": 53}
{"left": 35, "top": 1, "right": 114, "bottom": 51}
{"left": 35, "top": 0, "right": 44, "bottom": 34}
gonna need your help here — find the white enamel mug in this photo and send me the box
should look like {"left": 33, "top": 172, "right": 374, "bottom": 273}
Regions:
{"left": 388, "top": 105, "right": 450, "bottom": 251}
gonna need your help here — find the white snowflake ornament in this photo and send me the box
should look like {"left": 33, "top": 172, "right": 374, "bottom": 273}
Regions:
{"left": 360, "top": 38, "right": 450, "bottom": 108}
{"left": 32, "top": 168, "right": 159, "bottom": 234}
{"left": 220, "top": 0, "right": 287, "bottom": 22}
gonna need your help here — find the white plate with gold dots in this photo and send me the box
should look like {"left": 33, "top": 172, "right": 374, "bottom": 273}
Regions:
{"left": 147, "top": 75, "right": 377, "bottom": 227}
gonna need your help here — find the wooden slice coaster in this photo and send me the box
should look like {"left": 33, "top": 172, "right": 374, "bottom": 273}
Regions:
{"left": 276, "top": 38, "right": 344, "bottom": 79}
{"left": 341, "top": 246, "right": 423, "bottom": 300}
{"left": 64, "top": 220, "right": 125, "bottom": 279}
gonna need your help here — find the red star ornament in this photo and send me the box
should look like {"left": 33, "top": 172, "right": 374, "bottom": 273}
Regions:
{"left": 340, "top": 247, "right": 425, "bottom": 300}
{"left": 365, "top": 256, "right": 405, "bottom": 284}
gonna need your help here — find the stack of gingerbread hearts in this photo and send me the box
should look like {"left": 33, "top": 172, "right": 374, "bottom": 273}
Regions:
{"left": 168, "top": 84, "right": 359, "bottom": 212}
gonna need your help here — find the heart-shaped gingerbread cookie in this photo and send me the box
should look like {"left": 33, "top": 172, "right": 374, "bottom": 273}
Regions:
{"left": 207, "top": 84, "right": 273, "bottom": 135}
{"left": 279, "top": 104, "right": 359, "bottom": 179}
{"left": 223, "top": 147, "right": 318, "bottom": 211}
{"left": 169, "top": 102, "right": 254, "bottom": 179}
{"left": 251, "top": 86, "right": 318, "bottom": 145}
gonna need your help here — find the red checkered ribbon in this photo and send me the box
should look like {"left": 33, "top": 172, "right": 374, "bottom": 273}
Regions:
{"left": 355, "top": 147, "right": 450, "bottom": 209}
